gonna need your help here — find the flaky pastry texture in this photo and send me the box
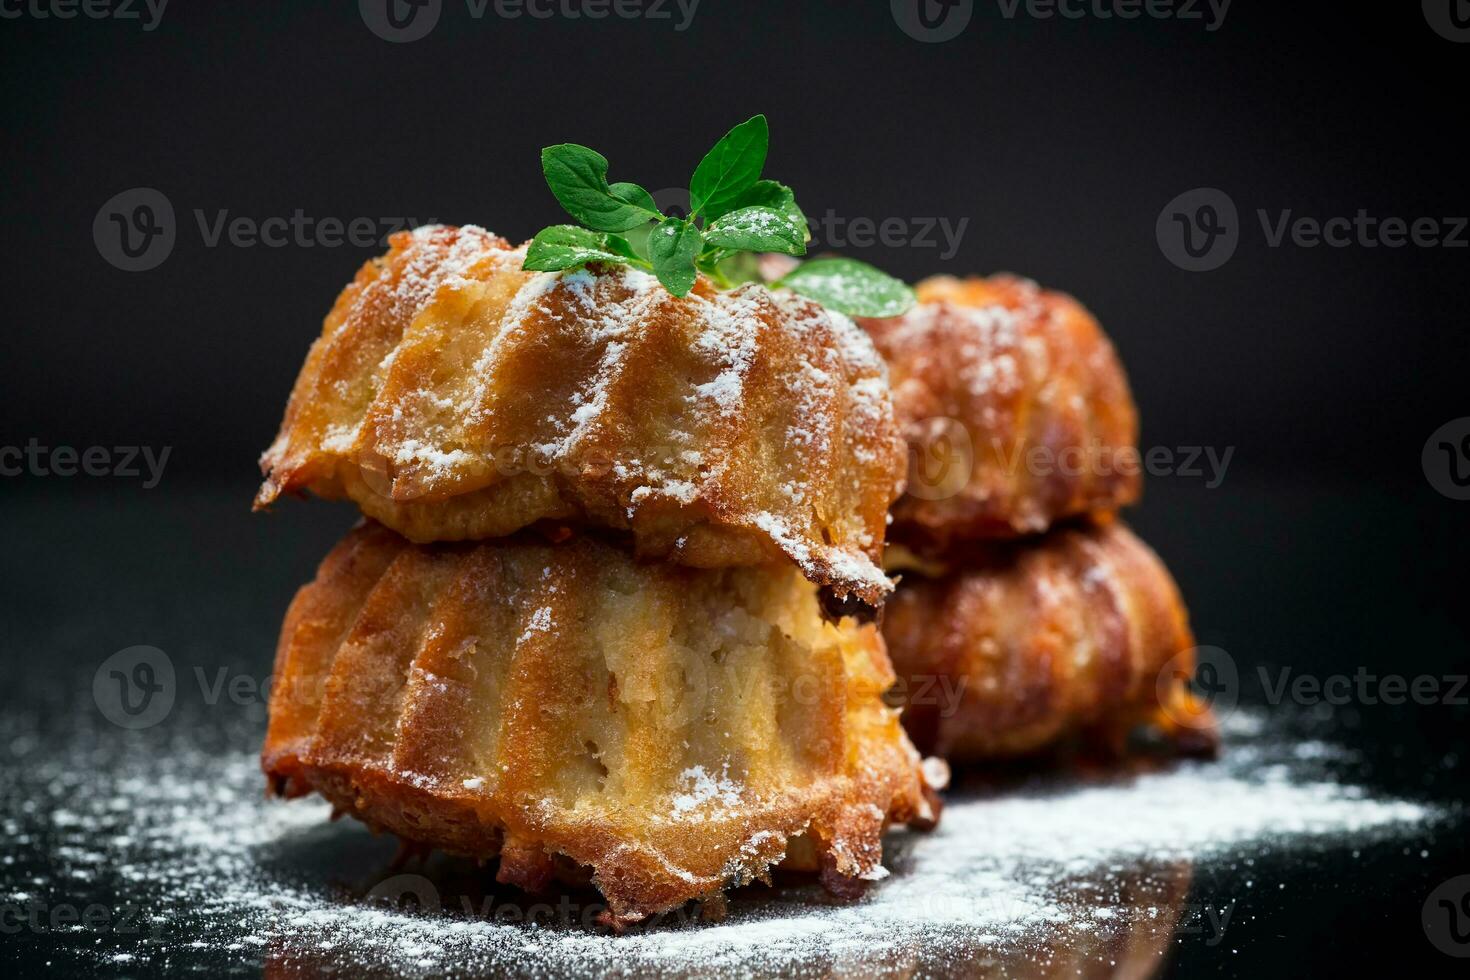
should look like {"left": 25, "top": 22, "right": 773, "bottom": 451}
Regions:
{"left": 859, "top": 275, "right": 1140, "bottom": 553}
{"left": 883, "top": 520, "right": 1216, "bottom": 761}
{"left": 256, "top": 225, "right": 904, "bottom": 605}
{"left": 262, "top": 523, "right": 936, "bottom": 924}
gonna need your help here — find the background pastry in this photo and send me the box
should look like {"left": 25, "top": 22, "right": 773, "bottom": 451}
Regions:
{"left": 859, "top": 274, "right": 1139, "bottom": 553}
{"left": 264, "top": 522, "right": 937, "bottom": 925}
{"left": 882, "top": 520, "right": 1215, "bottom": 761}
{"left": 256, "top": 225, "right": 905, "bottom": 606}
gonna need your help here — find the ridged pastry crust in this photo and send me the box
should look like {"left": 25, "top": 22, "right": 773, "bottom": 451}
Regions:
{"left": 859, "top": 275, "right": 1140, "bottom": 553}
{"left": 883, "top": 520, "right": 1216, "bottom": 761}
{"left": 256, "top": 225, "right": 903, "bottom": 605}
{"left": 262, "top": 523, "right": 936, "bottom": 924}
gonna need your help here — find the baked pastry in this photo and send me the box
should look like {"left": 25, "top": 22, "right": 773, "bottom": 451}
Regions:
{"left": 859, "top": 275, "right": 1139, "bottom": 553}
{"left": 256, "top": 225, "right": 904, "bottom": 606}
{"left": 263, "top": 522, "right": 938, "bottom": 925}
{"left": 883, "top": 520, "right": 1216, "bottom": 761}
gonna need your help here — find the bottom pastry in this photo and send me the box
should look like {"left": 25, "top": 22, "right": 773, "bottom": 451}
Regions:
{"left": 262, "top": 522, "right": 939, "bottom": 926}
{"left": 884, "top": 519, "right": 1217, "bottom": 762}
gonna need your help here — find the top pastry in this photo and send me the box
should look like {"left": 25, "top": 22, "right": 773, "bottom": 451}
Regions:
{"left": 255, "top": 224, "right": 905, "bottom": 605}
{"left": 860, "top": 274, "right": 1140, "bottom": 553}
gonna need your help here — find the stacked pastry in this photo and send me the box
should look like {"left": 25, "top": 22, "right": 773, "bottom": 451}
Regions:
{"left": 255, "top": 225, "right": 939, "bottom": 927}
{"left": 858, "top": 274, "right": 1218, "bottom": 762}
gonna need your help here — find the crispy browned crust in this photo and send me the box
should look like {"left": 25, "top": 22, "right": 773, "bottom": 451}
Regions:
{"left": 263, "top": 523, "right": 935, "bottom": 921}
{"left": 859, "top": 275, "right": 1140, "bottom": 553}
{"left": 883, "top": 520, "right": 1216, "bottom": 761}
{"left": 255, "top": 225, "right": 904, "bottom": 605}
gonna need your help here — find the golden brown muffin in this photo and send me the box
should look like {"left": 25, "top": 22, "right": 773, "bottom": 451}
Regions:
{"left": 883, "top": 520, "right": 1216, "bottom": 761}
{"left": 256, "top": 225, "right": 904, "bottom": 606}
{"left": 263, "top": 522, "right": 938, "bottom": 926}
{"left": 859, "top": 275, "right": 1140, "bottom": 554}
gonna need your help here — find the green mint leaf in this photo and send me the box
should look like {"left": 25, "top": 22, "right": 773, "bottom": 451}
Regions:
{"left": 602, "top": 233, "right": 648, "bottom": 265}
{"left": 648, "top": 217, "right": 703, "bottom": 297}
{"left": 778, "top": 257, "right": 915, "bottom": 318}
{"left": 729, "top": 179, "right": 807, "bottom": 233}
{"left": 523, "top": 225, "right": 635, "bottom": 272}
{"left": 541, "top": 144, "right": 660, "bottom": 232}
{"left": 608, "top": 181, "right": 660, "bottom": 215}
{"left": 704, "top": 205, "right": 808, "bottom": 256}
{"left": 618, "top": 221, "right": 654, "bottom": 261}
{"left": 689, "top": 115, "right": 768, "bottom": 222}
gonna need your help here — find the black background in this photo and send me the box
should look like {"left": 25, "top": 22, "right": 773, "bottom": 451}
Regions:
{"left": 2, "top": 1, "right": 1468, "bottom": 481}
{"left": 2, "top": 2, "right": 1468, "bottom": 978}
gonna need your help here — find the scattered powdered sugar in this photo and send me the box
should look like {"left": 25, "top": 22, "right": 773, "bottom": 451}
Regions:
{"left": 689, "top": 287, "right": 766, "bottom": 416}
{"left": 668, "top": 764, "right": 744, "bottom": 821}
{"left": 2, "top": 708, "right": 1449, "bottom": 977}
{"left": 378, "top": 224, "right": 505, "bottom": 326}
{"left": 749, "top": 510, "right": 891, "bottom": 599}
{"left": 516, "top": 606, "right": 553, "bottom": 643}
{"left": 878, "top": 300, "right": 1025, "bottom": 402}
{"left": 290, "top": 239, "right": 903, "bottom": 604}
{"left": 385, "top": 438, "right": 480, "bottom": 481}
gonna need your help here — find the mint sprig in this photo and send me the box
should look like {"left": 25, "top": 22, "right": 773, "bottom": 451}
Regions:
{"left": 524, "top": 115, "right": 915, "bottom": 318}
{"left": 778, "top": 257, "right": 915, "bottom": 319}
{"left": 524, "top": 224, "right": 647, "bottom": 272}
{"left": 538, "top": 146, "right": 660, "bottom": 232}
{"left": 648, "top": 217, "right": 702, "bottom": 297}
{"left": 688, "top": 114, "right": 769, "bottom": 222}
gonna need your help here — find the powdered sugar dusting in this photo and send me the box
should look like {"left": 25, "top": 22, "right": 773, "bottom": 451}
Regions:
{"left": 386, "top": 224, "right": 504, "bottom": 325}
{"left": 516, "top": 605, "right": 553, "bottom": 644}
{"left": 752, "top": 510, "right": 891, "bottom": 599}
{"left": 276, "top": 232, "right": 902, "bottom": 600}
{"left": 669, "top": 764, "right": 744, "bottom": 821}
{"left": 3, "top": 709, "right": 1448, "bottom": 977}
